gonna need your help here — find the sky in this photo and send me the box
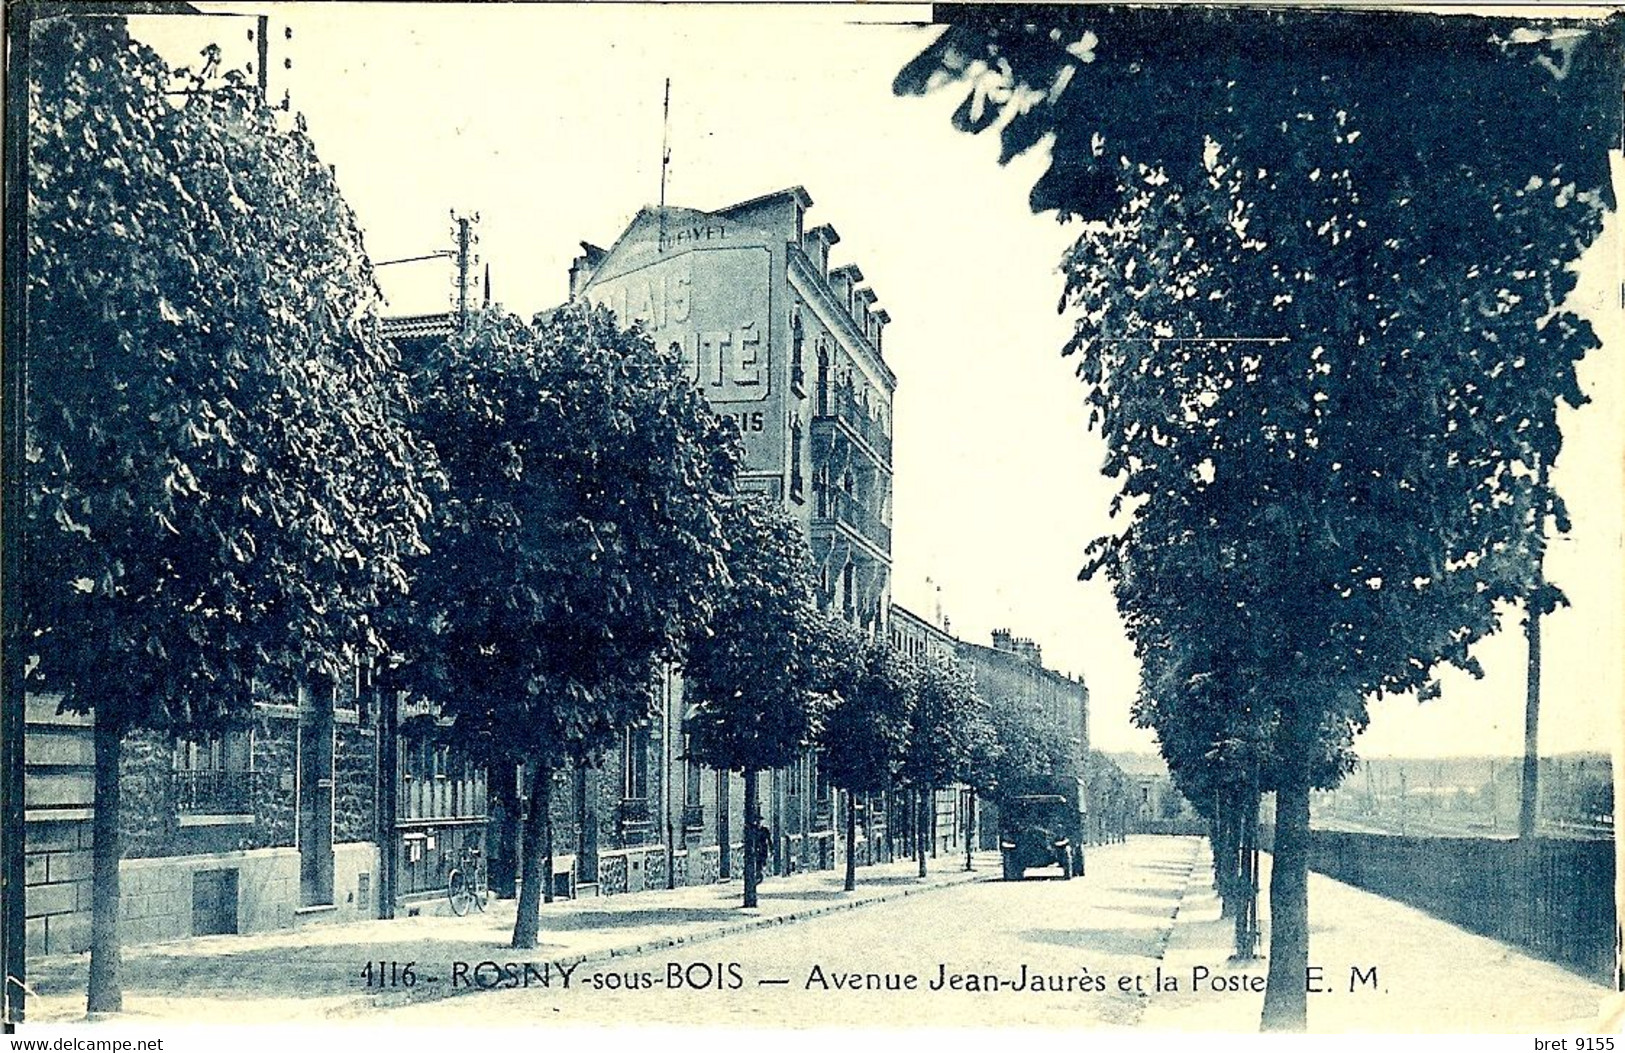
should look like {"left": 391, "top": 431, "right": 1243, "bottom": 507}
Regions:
{"left": 127, "top": 3, "right": 1623, "bottom": 760}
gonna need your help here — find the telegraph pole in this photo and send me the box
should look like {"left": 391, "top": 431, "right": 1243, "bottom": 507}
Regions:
{"left": 2, "top": 3, "right": 34, "bottom": 1027}
{"left": 658, "top": 78, "right": 671, "bottom": 251}
{"left": 452, "top": 212, "right": 477, "bottom": 329}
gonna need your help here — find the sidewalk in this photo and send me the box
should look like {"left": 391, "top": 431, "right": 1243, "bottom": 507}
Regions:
{"left": 1141, "top": 840, "right": 1615, "bottom": 1033}
{"left": 24, "top": 851, "right": 1000, "bottom": 1024}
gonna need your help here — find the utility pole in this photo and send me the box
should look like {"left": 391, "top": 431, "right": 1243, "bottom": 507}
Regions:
{"left": 2, "top": 6, "right": 34, "bottom": 1027}
{"left": 658, "top": 78, "right": 672, "bottom": 251}
{"left": 451, "top": 212, "right": 479, "bottom": 330}
{"left": 663, "top": 664, "right": 675, "bottom": 891}
{"left": 376, "top": 660, "right": 398, "bottom": 919}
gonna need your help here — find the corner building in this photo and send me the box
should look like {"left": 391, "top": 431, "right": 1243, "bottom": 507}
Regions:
{"left": 572, "top": 187, "right": 895, "bottom": 627}
{"left": 562, "top": 187, "right": 898, "bottom": 888}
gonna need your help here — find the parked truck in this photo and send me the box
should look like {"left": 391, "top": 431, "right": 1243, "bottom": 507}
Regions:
{"left": 997, "top": 778, "right": 1087, "bottom": 881}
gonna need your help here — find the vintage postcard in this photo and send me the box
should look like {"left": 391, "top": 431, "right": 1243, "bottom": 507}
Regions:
{"left": 3, "top": 0, "right": 1622, "bottom": 1045}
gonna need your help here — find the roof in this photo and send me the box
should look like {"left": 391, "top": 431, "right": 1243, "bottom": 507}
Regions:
{"left": 381, "top": 312, "right": 457, "bottom": 342}
{"left": 1107, "top": 752, "right": 1173, "bottom": 778}
{"left": 807, "top": 223, "right": 841, "bottom": 246}
{"left": 719, "top": 185, "right": 813, "bottom": 216}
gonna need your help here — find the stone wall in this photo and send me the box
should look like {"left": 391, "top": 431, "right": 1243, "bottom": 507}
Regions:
{"left": 334, "top": 723, "right": 376, "bottom": 844}
{"left": 24, "top": 818, "right": 93, "bottom": 957}
{"left": 119, "top": 728, "right": 177, "bottom": 860}
{"left": 251, "top": 712, "right": 297, "bottom": 848}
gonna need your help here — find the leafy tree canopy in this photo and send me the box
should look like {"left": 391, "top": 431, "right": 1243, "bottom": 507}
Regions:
{"left": 977, "top": 691, "right": 1073, "bottom": 801}
{"left": 820, "top": 632, "right": 917, "bottom": 797}
{"left": 683, "top": 496, "right": 832, "bottom": 774}
{"left": 25, "top": 15, "right": 439, "bottom": 731}
{"left": 903, "top": 653, "right": 983, "bottom": 791}
{"left": 396, "top": 302, "right": 742, "bottom": 770}
{"left": 896, "top": 4, "right": 1623, "bottom": 787}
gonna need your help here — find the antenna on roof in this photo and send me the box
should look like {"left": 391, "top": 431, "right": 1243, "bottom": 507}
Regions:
{"left": 658, "top": 77, "right": 672, "bottom": 252}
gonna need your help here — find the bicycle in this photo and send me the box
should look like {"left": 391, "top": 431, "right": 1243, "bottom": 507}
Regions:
{"left": 446, "top": 844, "right": 489, "bottom": 916}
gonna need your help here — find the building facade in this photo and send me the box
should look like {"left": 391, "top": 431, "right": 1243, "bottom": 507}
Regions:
{"left": 20, "top": 677, "right": 430, "bottom": 956}
{"left": 955, "top": 628, "right": 1092, "bottom": 851}
{"left": 521, "top": 187, "right": 901, "bottom": 893}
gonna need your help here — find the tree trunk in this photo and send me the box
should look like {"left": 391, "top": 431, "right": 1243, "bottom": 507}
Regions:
{"left": 743, "top": 767, "right": 760, "bottom": 909}
{"left": 844, "top": 791, "right": 857, "bottom": 891}
{"left": 1215, "top": 802, "right": 1238, "bottom": 919}
{"left": 512, "top": 762, "right": 550, "bottom": 950}
{"left": 87, "top": 718, "right": 123, "bottom": 1014}
{"left": 717, "top": 771, "right": 731, "bottom": 880}
{"left": 964, "top": 790, "right": 975, "bottom": 871}
{"left": 540, "top": 769, "right": 555, "bottom": 905}
{"left": 916, "top": 788, "right": 928, "bottom": 878}
{"left": 1235, "top": 788, "right": 1262, "bottom": 961}
{"left": 1520, "top": 598, "right": 1541, "bottom": 838}
{"left": 1261, "top": 746, "right": 1312, "bottom": 1031}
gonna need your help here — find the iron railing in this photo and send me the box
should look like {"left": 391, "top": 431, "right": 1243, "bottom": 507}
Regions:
{"left": 816, "top": 489, "right": 891, "bottom": 551}
{"left": 172, "top": 769, "right": 253, "bottom": 814}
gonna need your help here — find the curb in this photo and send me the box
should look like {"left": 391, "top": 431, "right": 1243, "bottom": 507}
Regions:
{"left": 343, "top": 865, "right": 998, "bottom": 1017}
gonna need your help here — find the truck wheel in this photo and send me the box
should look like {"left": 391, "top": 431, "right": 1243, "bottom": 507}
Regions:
{"left": 1002, "top": 851, "right": 1020, "bottom": 882}
{"left": 1057, "top": 847, "right": 1072, "bottom": 880}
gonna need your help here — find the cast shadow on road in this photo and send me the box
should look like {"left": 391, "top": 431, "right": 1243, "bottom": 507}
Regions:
{"left": 540, "top": 906, "right": 743, "bottom": 930}
{"left": 1018, "top": 926, "right": 1165, "bottom": 958}
{"left": 756, "top": 888, "right": 856, "bottom": 902}
{"left": 1101, "top": 902, "right": 1184, "bottom": 920}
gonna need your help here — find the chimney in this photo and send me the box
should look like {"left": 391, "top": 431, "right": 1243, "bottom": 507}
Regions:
{"left": 569, "top": 242, "right": 607, "bottom": 299}
{"left": 805, "top": 223, "right": 840, "bottom": 279}
{"left": 855, "top": 288, "right": 879, "bottom": 340}
{"left": 991, "top": 628, "right": 1013, "bottom": 652}
{"left": 829, "top": 264, "right": 864, "bottom": 318}
{"left": 871, "top": 308, "right": 891, "bottom": 355}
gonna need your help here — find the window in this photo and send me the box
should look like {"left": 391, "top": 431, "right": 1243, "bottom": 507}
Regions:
{"left": 623, "top": 723, "right": 650, "bottom": 800}
{"left": 816, "top": 346, "right": 831, "bottom": 417}
{"left": 172, "top": 728, "right": 252, "bottom": 814}
{"left": 789, "top": 416, "right": 804, "bottom": 502}
{"left": 684, "top": 736, "right": 702, "bottom": 810}
{"left": 790, "top": 310, "right": 806, "bottom": 395}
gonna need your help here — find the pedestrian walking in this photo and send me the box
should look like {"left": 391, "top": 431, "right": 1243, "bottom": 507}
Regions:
{"left": 750, "top": 817, "right": 773, "bottom": 882}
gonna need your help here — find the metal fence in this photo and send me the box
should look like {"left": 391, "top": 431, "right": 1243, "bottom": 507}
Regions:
{"left": 171, "top": 769, "right": 253, "bottom": 814}
{"left": 1275, "top": 829, "right": 1615, "bottom": 984}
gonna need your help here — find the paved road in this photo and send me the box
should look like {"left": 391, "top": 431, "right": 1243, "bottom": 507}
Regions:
{"left": 380, "top": 837, "right": 1202, "bottom": 1028}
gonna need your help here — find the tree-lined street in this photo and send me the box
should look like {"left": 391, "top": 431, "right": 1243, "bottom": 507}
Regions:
{"left": 18, "top": 837, "right": 1609, "bottom": 1030}
{"left": 10, "top": 5, "right": 1620, "bottom": 1036}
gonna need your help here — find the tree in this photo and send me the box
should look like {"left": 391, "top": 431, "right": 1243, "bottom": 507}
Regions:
{"left": 980, "top": 691, "right": 1072, "bottom": 801}
{"left": 395, "top": 302, "right": 740, "bottom": 949}
{"left": 683, "top": 498, "right": 833, "bottom": 908}
{"left": 902, "top": 654, "right": 981, "bottom": 878}
{"left": 24, "top": 17, "right": 438, "bottom": 1012}
{"left": 820, "top": 633, "right": 915, "bottom": 890}
{"left": 896, "top": 6, "right": 1622, "bottom": 1030}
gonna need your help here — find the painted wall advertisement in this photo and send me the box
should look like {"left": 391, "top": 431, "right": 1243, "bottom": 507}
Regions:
{"left": 587, "top": 243, "right": 784, "bottom": 474}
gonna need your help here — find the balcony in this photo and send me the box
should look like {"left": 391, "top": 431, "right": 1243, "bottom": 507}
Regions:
{"left": 173, "top": 769, "right": 253, "bottom": 815}
{"left": 814, "top": 388, "right": 892, "bottom": 464}
{"left": 815, "top": 488, "right": 891, "bottom": 553}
